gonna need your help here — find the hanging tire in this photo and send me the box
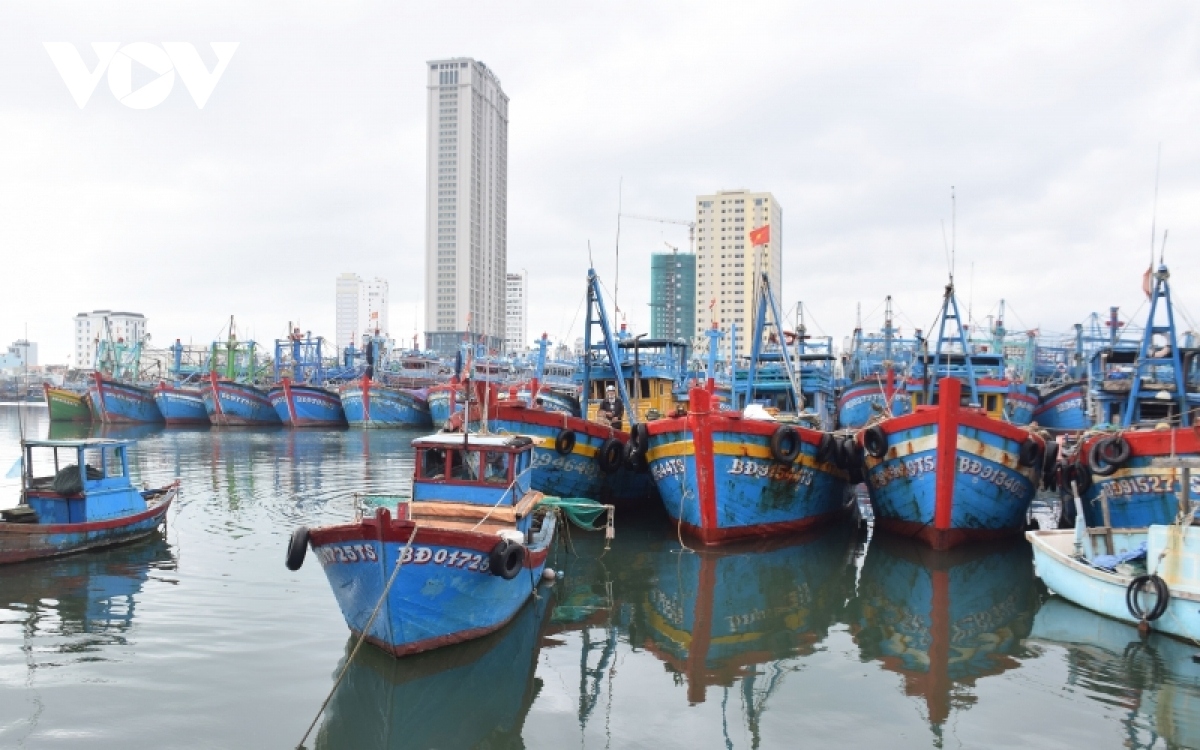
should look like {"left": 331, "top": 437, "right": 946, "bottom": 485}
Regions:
{"left": 489, "top": 539, "right": 525, "bottom": 580}
{"left": 1057, "top": 488, "right": 1076, "bottom": 529}
{"left": 863, "top": 426, "right": 888, "bottom": 459}
{"left": 1042, "top": 441, "right": 1060, "bottom": 490}
{"left": 816, "top": 433, "right": 839, "bottom": 465}
{"left": 597, "top": 438, "right": 623, "bottom": 474}
{"left": 1100, "top": 435, "right": 1132, "bottom": 466}
{"left": 1071, "top": 462, "right": 1093, "bottom": 494}
{"left": 1126, "top": 575, "right": 1170, "bottom": 622}
{"left": 554, "top": 430, "right": 576, "bottom": 456}
{"left": 1088, "top": 439, "right": 1118, "bottom": 477}
{"left": 623, "top": 440, "right": 649, "bottom": 472}
{"left": 841, "top": 437, "right": 865, "bottom": 484}
{"left": 1018, "top": 437, "right": 1043, "bottom": 468}
{"left": 285, "top": 527, "right": 310, "bottom": 571}
{"left": 769, "top": 426, "right": 802, "bottom": 463}
{"left": 630, "top": 423, "right": 649, "bottom": 454}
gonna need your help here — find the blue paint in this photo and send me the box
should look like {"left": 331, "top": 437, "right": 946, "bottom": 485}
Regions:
{"left": 88, "top": 376, "right": 164, "bottom": 424}
{"left": 153, "top": 385, "right": 209, "bottom": 425}
{"left": 267, "top": 383, "right": 346, "bottom": 427}
{"left": 837, "top": 379, "right": 911, "bottom": 429}
{"left": 203, "top": 381, "right": 281, "bottom": 426}
{"left": 1032, "top": 382, "right": 1088, "bottom": 431}
{"left": 340, "top": 381, "right": 432, "bottom": 429}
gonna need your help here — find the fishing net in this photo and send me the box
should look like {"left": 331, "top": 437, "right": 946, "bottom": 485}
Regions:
{"left": 540, "top": 496, "right": 610, "bottom": 531}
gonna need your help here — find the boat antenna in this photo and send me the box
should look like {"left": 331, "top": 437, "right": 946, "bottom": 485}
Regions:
{"left": 1160, "top": 228, "right": 1168, "bottom": 265}
{"left": 1150, "top": 143, "right": 1161, "bottom": 270}
{"left": 614, "top": 177, "right": 623, "bottom": 315}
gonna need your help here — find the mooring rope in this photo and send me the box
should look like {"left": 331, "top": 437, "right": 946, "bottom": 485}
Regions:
{"left": 295, "top": 523, "right": 420, "bottom": 750}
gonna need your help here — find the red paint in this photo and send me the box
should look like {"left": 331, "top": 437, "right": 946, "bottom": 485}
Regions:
{"left": 934, "top": 378, "right": 961, "bottom": 531}
{"left": 875, "top": 517, "right": 1021, "bottom": 551}
{"left": 685, "top": 553, "right": 718, "bottom": 704}
{"left": 207, "top": 372, "right": 224, "bottom": 418}
{"left": 361, "top": 374, "right": 371, "bottom": 423}
{"left": 0, "top": 493, "right": 174, "bottom": 564}
{"left": 310, "top": 518, "right": 551, "bottom": 565}
{"left": 281, "top": 377, "right": 296, "bottom": 423}
{"left": 674, "top": 510, "right": 848, "bottom": 546}
{"left": 688, "top": 388, "right": 719, "bottom": 532}
{"left": 491, "top": 404, "right": 629, "bottom": 443}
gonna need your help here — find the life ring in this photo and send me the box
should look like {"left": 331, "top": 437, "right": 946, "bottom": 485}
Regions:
{"left": 816, "top": 433, "right": 839, "bottom": 465}
{"left": 554, "top": 430, "right": 576, "bottom": 456}
{"left": 597, "top": 438, "right": 623, "bottom": 474}
{"left": 1088, "top": 439, "right": 1118, "bottom": 477}
{"left": 863, "top": 426, "right": 888, "bottom": 459}
{"left": 769, "top": 426, "right": 802, "bottom": 463}
{"left": 1018, "top": 437, "right": 1043, "bottom": 468}
{"left": 1099, "top": 435, "right": 1132, "bottom": 466}
{"left": 1126, "top": 574, "right": 1170, "bottom": 622}
{"left": 489, "top": 539, "right": 526, "bottom": 580}
{"left": 285, "top": 527, "right": 310, "bottom": 571}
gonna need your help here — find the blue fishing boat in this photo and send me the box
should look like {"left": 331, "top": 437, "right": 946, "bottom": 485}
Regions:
{"left": 200, "top": 323, "right": 281, "bottom": 427}
{"left": 266, "top": 329, "right": 346, "bottom": 427}
{"left": 836, "top": 299, "right": 916, "bottom": 429}
{"left": 0, "top": 439, "right": 176, "bottom": 564}
{"left": 88, "top": 372, "right": 164, "bottom": 424}
{"left": 645, "top": 274, "right": 853, "bottom": 545}
{"left": 290, "top": 433, "right": 557, "bottom": 656}
{"left": 339, "top": 375, "right": 432, "bottom": 429}
{"left": 1032, "top": 381, "right": 1088, "bottom": 431}
{"left": 153, "top": 382, "right": 209, "bottom": 425}
{"left": 860, "top": 281, "right": 1045, "bottom": 550}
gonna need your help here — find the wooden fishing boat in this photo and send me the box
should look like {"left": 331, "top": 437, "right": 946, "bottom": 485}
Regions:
{"left": 339, "top": 375, "right": 432, "bottom": 428}
{"left": 87, "top": 373, "right": 164, "bottom": 424}
{"left": 42, "top": 384, "right": 92, "bottom": 422}
{"left": 153, "top": 382, "right": 210, "bottom": 425}
{"left": 1, "top": 439, "right": 175, "bottom": 564}
{"left": 202, "top": 372, "right": 281, "bottom": 426}
{"left": 288, "top": 433, "right": 557, "bottom": 657}
{"left": 268, "top": 378, "right": 346, "bottom": 427}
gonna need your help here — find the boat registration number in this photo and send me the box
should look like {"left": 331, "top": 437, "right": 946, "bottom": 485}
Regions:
{"left": 318, "top": 543, "right": 491, "bottom": 573}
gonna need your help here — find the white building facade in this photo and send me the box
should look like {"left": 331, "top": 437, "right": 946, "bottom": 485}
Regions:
{"left": 336, "top": 273, "right": 390, "bottom": 353}
{"left": 424, "top": 57, "right": 509, "bottom": 355}
{"left": 505, "top": 271, "right": 527, "bottom": 354}
{"left": 694, "top": 190, "right": 782, "bottom": 357}
{"left": 363, "top": 277, "right": 389, "bottom": 339}
{"left": 73, "top": 311, "right": 146, "bottom": 370}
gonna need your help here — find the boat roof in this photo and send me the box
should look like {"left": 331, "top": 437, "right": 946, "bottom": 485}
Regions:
{"left": 411, "top": 433, "right": 533, "bottom": 450}
{"left": 23, "top": 439, "right": 133, "bottom": 449}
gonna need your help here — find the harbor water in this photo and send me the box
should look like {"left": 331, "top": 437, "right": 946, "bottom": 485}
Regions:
{"left": 2, "top": 404, "right": 1200, "bottom": 749}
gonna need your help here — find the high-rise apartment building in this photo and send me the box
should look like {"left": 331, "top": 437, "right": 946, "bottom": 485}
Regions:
{"left": 336, "top": 273, "right": 389, "bottom": 354}
{"left": 650, "top": 252, "right": 696, "bottom": 341}
{"left": 505, "top": 271, "right": 527, "bottom": 354}
{"left": 694, "top": 190, "right": 782, "bottom": 356}
{"left": 73, "top": 310, "right": 146, "bottom": 369}
{"left": 423, "top": 57, "right": 509, "bottom": 355}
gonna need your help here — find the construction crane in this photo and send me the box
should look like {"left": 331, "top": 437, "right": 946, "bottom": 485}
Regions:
{"left": 619, "top": 213, "right": 696, "bottom": 254}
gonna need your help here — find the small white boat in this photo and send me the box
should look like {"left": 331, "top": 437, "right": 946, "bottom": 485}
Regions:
{"left": 1027, "top": 456, "right": 1200, "bottom": 641}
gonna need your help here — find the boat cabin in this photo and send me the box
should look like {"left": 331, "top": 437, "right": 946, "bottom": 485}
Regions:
{"left": 906, "top": 352, "right": 1018, "bottom": 421}
{"left": 583, "top": 337, "right": 688, "bottom": 423}
{"left": 18, "top": 440, "right": 146, "bottom": 525}
{"left": 409, "top": 434, "right": 539, "bottom": 535}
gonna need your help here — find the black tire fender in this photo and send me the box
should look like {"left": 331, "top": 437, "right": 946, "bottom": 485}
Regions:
{"left": 1100, "top": 435, "right": 1132, "bottom": 466}
{"left": 554, "top": 430, "right": 576, "bottom": 456}
{"left": 816, "top": 433, "right": 839, "bottom": 465}
{"left": 1088, "top": 439, "right": 1118, "bottom": 477}
{"left": 1042, "top": 441, "right": 1060, "bottom": 490}
{"left": 597, "top": 438, "right": 623, "bottom": 474}
{"left": 1018, "top": 437, "right": 1043, "bottom": 468}
{"left": 863, "top": 426, "right": 888, "bottom": 459}
{"left": 1071, "top": 461, "right": 1094, "bottom": 494}
{"left": 630, "top": 423, "right": 650, "bottom": 454}
{"left": 286, "top": 527, "right": 310, "bottom": 571}
{"left": 769, "top": 426, "right": 802, "bottom": 463}
{"left": 1126, "top": 574, "right": 1170, "bottom": 622}
{"left": 489, "top": 539, "right": 526, "bottom": 580}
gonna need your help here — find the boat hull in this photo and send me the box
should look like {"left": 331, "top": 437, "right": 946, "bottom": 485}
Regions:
{"left": 1007, "top": 385, "right": 1038, "bottom": 426}
{"left": 202, "top": 380, "right": 281, "bottom": 426}
{"left": 88, "top": 375, "right": 164, "bottom": 424}
{"left": 1032, "top": 382, "right": 1088, "bottom": 431}
{"left": 309, "top": 507, "right": 555, "bottom": 657}
{"left": 268, "top": 381, "right": 346, "bottom": 427}
{"left": 0, "top": 491, "right": 173, "bottom": 565}
{"left": 153, "top": 384, "right": 210, "bottom": 425}
{"left": 43, "top": 385, "right": 91, "bottom": 422}
{"left": 340, "top": 379, "right": 432, "bottom": 429}
{"left": 644, "top": 393, "right": 850, "bottom": 545}
{"left": 863, "top": 378, "right": 1042, "bottom": 550}
{"left": 836, "top": 378, "right": 910, "bottom": 429}
{"left": 1076, "top": 428, "right": 1200, "bottom": 528}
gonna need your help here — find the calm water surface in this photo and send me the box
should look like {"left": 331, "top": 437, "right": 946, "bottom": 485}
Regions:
{"left": 1, "top": 404, "right": 1199, "bottom": 749}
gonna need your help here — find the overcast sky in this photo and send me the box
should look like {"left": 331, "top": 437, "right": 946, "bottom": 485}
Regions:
{"left": 2, "top": 1, "right": 1199, "bottom": 364}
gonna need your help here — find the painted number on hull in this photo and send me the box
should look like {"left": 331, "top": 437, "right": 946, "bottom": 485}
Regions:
{"left": 401, "top": 546, "right": 491, "bottom": 573}
{"left": 652, "top": 458, "right": 686, "bottom": 482}
{"left": 318, "top": 544, "right": 379, "bottom": 564}
{"left": 1100, "top": 475, "right": 1175, "bottom": 498}
{"left": 728, "top": 457, "right": 813, "bottom": 485}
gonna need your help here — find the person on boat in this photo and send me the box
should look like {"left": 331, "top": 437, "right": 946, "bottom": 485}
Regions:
{"left": 597, "top": 385, "right": 624, "bottom": 430}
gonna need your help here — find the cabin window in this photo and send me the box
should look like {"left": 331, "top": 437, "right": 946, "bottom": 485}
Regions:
{"left": 105, "top": 448, "right": 124, "bottom": 478}
{"left": 449, "top": 450, "right": 480, "bottom": 481}
{"left": 986, "top": 395, "right": 998, "bottom": 412}
{"left": 83, "top": 448, "right": 105, "bottom": 479}
{"left": 421, "top": 448, "right": 447, "bottom": 479}
{"left": 640, "top": 380, "right": 651, "bottom": 398}
{"left": 483, "top": 451, "right": 510, "bottom": 484}
{"left": 914, "top": 393, "right": 924, "bottom": 406}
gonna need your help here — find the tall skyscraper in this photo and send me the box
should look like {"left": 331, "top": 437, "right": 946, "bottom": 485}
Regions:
{"left": 694, "top": 190, "right": 782, "bottom": 356}
{"left": 363, "top": 277, "right": 389, "bottom": 339}
{"left": 424, "top": 58, "right": 509, "bottom": 355}
{"left": 335, "top": 273, "right": 362, "bottom": 354}
{"left": 505, "top": 270, "right": 527, "bottom": 354}
{"left": 650, "top": 251, "right": 695, "bottom": 341}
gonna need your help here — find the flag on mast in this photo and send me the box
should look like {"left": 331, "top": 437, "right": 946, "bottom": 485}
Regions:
{"left": 749, "top": 225, "right": 770, "bottom": 246}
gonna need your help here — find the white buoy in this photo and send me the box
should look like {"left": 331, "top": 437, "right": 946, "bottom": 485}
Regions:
{"left": 542, "top": 568, "right": 557, "bottom": 581}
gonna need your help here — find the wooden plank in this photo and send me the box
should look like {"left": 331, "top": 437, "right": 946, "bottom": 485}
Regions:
{"left": 512, "top": 491, "right": 544, "bottom": 520}
{"left": 1152, "top": 457, "right": 1200, "bottom": 469}
{"left": 411, "top": 518, "right": 511, "bottom": 535}
{"left": 409, "top": 501, "right": 517, "bottom": 524}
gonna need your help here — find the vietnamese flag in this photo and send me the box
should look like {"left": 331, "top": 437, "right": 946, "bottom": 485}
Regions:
{"left": 749, "top": 224, "right": 770, "bottom": 246}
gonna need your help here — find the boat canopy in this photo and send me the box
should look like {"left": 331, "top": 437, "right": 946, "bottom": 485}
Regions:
{"left": 411, "top": 434, "right": 533, "bottom": 451}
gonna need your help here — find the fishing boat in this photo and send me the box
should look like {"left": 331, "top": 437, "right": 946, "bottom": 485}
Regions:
{"left": 836, "top": 297, "right": 916, "bottom": 429}
{"left": 645, "top": 274, "right": 853, "bottom": 545}
{"left": 287, "top": 433, "right": 557, "bottom": 656}
{"left": 0, "top": 439, "right": 176, "bottom": 564}
{"left": 1062, "top": 264, "right": 1200, "bottom": 529}
{"left": 153, "top": 382, "right": 209, "bottom": 425}
{"left": 42, "top": 384, "right": 92, "bottom": 422}
{"left": 266, "top": 329, "right": 346, "bottom": 427}
{"left": 201, "top": 324, "right": 281, "bottom": 426}
{"left": 1032, "top": 381, "right": 1089, "bottom": 432}
{"left": 88, "top": 372, "right": 164, "bottom": 424}
{"left": 339, "top": 375, "right": 432, "bottom": 429}
{"left": 860, "top": 281, "right": 1045, "bottom": 550}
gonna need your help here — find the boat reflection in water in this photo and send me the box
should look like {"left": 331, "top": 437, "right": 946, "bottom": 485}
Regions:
{"left": 0, "top": 537, "right": 175, "bottom": 650}
{"left": 315, "top": 586, "right": 553, "bottom": 750}
{"left": 1030, "top": 598, "right": 1200, "bottom": 750}
{"left": 637, "top": 523, "right": 857, "bottom": 705}
{"left": 850, "top": 536, "right": 1040, "bottom": 737}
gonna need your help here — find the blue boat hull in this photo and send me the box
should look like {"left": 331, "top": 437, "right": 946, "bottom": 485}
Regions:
{"left": 340, "top": 379, "right": 432, "bottom": 429}
{"left": 0, "top": 492, "right": 174, "bottom": 565}
{"left": 1007, "top": 385, "right": 1038, "bottom": 426}
{"left": 88, "top": 376, "right": 164, "bottom": 424}
{"left": 836, "top": 378, "right": 910, "bottom": 429}
{"left": 153, "top": 385, "right": 209, "bottom": 425}
{"left": 268, "top": 382, "right": 346, "bottom": 427}
{"left": 202, "top": 379, "right": 281, "bottom": 426}
{"left": 1075, "top": 429, "right": 1200, "bottom": 528}
{"left": 309, "top": 508, "right": 556, "bottom": 656}
{"left": 1033, "top": 382, "right": 1089, "bottom": 431}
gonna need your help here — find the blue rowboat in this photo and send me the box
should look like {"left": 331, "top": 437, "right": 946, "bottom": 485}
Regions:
{"left": 153, "top": 382, "right": 209, "bottom": 425}
{"left": 1, "top": 439, "right": 175, "bottom": 564}
{"left": 267, "top": 378, "right": 346, "bottom": 427}
{"left": 339, "top": 376, "right": 432, "bottom": 429}
{"left": 836, "top": 377, "right": 911, "bottom": 429}
{"left": 489, "top": 403, "right": 657, "bottom": 504}
{"left": 860, "top": 376, "right": 1044, "bottom": 550}
{"left": 292, "top": 433, "right": 557, "bottom": 657}
{"left": 315, "top": 583, "right": 552, "bottom": 749}
{"left": 644, "top": 387, "right": 851, "bottom": 545}
{"left": 87, "top": 373, "right": 164, "bottom": 424}
{"left": 1032, "top": 382, "right": 1088, "bottom": 431}
{"left": 201, "top": 374, "right": 281, "bottom": 426}
{"left": 1069, "top": 429, "right": 1200, "bottom": 528}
